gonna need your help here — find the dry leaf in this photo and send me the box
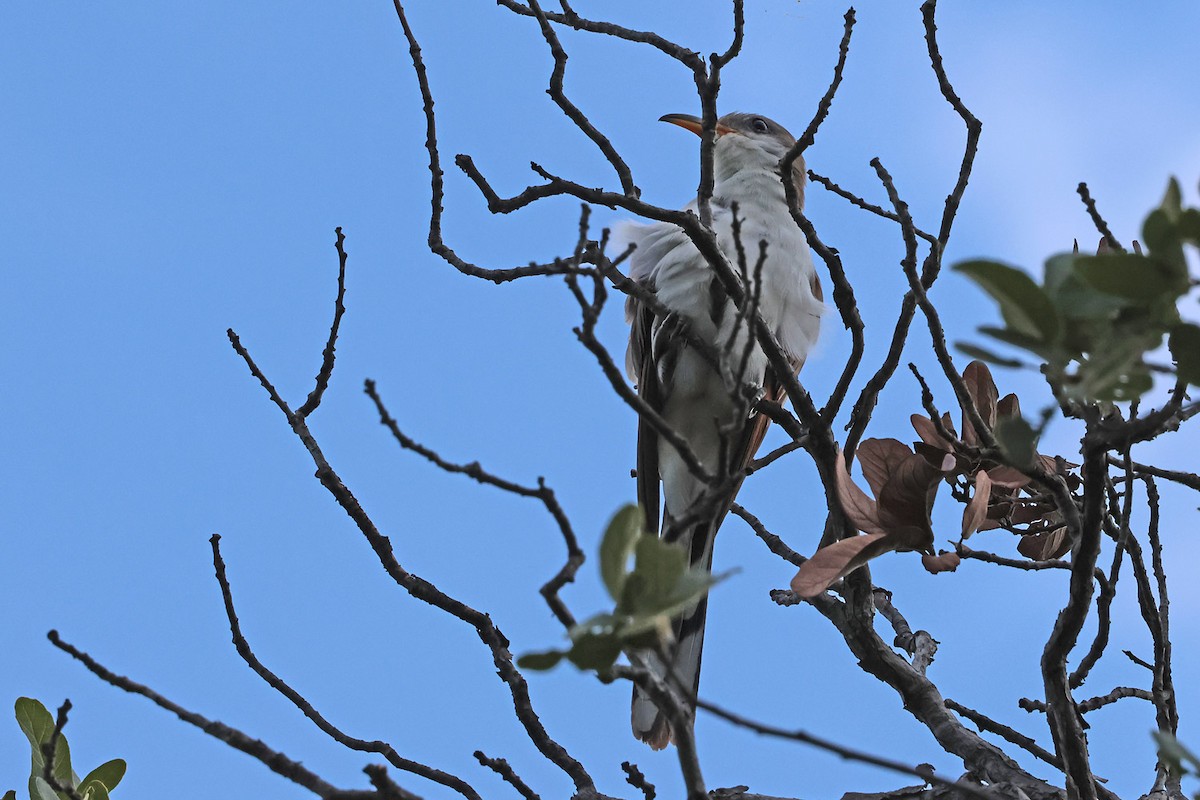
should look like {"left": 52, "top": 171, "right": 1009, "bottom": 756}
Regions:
{"left": 997, "top": 393, "right": 1021, "bottom": 419}
{"left": 911, "top": 414, "right": 949, "bottom": 449}
{"left": 914, "top": 442, "right": 957, "bottom": 472}
{"left": 874, "top": 445, "right": 941, "bottom": 552}
{"left": 962, "top": 361, "right": 998, "bottom": 444}
{"left": 1018, "top": 527, "right": 1072, "bottom": 560}
{"left": 986, "top": 465, "right": 1032, "bottom": 490}
{"left": 961, "top": 470, "right": 992, "bottom": 539}
{"left": 858, "top": 438, "right": 912, "bottom": 499}
{"left": 834, "top": 449, "right": 886, "bottom": 536}
{"left": 921, "top": 550, "right": 961, "bottom": 574}
{"left": 791, "top": 533, "right": 894, "bottom": 597}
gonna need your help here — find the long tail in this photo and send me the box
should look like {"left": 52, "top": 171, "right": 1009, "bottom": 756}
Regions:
{"left": 631, "top": 517, "right": 715, "bottom": 750}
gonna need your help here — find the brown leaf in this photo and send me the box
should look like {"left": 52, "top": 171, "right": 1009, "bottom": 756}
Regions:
{"left": 874, "top": 448, "right": 941, "bottom": 553}
{"left": 914, "top": 442, "right": 957, "bottom": 472}
{"left": 940, "top": 412, "right": 959, "bottom": 439}
{"left": 858, "top": 438, "right": 912, "bottom": 498}
{"left": 1017, "top": 527, "right": 1072, "bottom": 560}
{"left": 997, "top": 393, "right": 1021, "bottom": 419}
{"left": 921, "top": 550, "right": 961, "bottom": 574}
{"left": 962, "top": 361, "right": 998, "bottom": 445}
{"left": 911, "top": 414, "right": 950, "bottom": 449}
{"left": 834, "top": 448, "right": 885, "bottom": 535}
{"left": 791, "top": 532, "right": 894, "bottom": 597}
{"left": 1010, "top": 502, "right": 1053, "bottom": 525}
{"left": 961, "top": 470, "right": 992, "bottom": 539}
{"left": 986, "top": 465, "right": 1032, "bottom": 490}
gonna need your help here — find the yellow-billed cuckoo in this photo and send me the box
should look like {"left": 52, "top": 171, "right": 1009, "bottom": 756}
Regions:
{"left": 619, "top": 112, "right": 824, "bottom": 750}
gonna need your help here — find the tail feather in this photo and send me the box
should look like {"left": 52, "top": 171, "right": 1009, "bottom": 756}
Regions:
{"left": 630, "top": 517, "right": 715, "bottom": 748}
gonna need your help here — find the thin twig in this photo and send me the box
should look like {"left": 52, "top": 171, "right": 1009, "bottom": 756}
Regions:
{"left": 48, "top": 631, "right": 346, "bottom": 798}
{"left": 474, "top": 751, "right": 541, "bottom": 800}
{"left": 226, "top": 328, "right": 596, "bottom": 794}
{"left": 392, "top": 0, "right": 600, "bottom": 284}
{"left": 1076, "top": 183, "right": 1124, "bottom": 252}
{"left": 297, "top": 227, "right": 349, "bottom": 418}
{"left": 209, "top": 534, "right": 480, "bottom": 800}
{"left": 363, "top": 380, "right": 583, "bottom": 628}
{"left": 730, "top": 503, "right": 805, "bottom": 567}
{"left": 43, "top": 701, "right": 84, "bottom": 800}
{"left": 693, "top": 696, "right": 993, "bottom": 800}
{"left": 621, "top": 762, "right": 656, "bottom": 800}
{"left": 944, "top": 699, "right": 1061, "bottom": 772}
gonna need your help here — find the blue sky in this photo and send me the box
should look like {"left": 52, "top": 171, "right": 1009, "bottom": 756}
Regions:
{"left": 3, "top": 2, "right": 1199, "bottom": 798}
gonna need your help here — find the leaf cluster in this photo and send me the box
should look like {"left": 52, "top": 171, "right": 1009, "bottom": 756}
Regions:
{"left": 792, "top": 361, "right": 1085, "bottom": 597}
{"left": 954, "top": 178, "right": 1200, "bottom": 402}
{"left": 518, "top": 506, "right": 729, "bottom": 673}
{"left": 913, "top": 362, "right": 1080, "bottom": 561}
{"left": 5, "top": 698, "right": 125, "bottom": 800}
{"left": 792, "top": 438, "right": 947, "bottom": 597}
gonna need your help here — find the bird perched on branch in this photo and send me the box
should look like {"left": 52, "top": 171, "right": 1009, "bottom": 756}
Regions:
{"left": 618, "top": 112, "right": 824, "bottom": 749}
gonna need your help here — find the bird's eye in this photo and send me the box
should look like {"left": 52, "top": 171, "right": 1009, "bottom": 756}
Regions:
{"left": 751, "top": 118, "right": 769, "bottom": 133}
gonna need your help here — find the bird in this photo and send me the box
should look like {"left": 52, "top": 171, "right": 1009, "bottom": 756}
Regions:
{"left": 617, "top": 112, "right": 824, "bottom": 750}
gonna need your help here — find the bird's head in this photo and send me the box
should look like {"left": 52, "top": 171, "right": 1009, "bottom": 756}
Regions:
{"left": 659, "top": 112, "right": 805, "bottom": 204}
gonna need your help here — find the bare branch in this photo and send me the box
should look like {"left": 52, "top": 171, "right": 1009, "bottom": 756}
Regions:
{"left": 1019, "top": 686, "right": 1155, "bottom": 715}
{"left": 522, "top": 0, "right": 638, "bottom": 196}
{"left": 362, "top": 380, "right": 583, "bottom": 628}
{"left": 297, "top": 227, "right": 349, "bottom": 418}
{"left": 808, "top": 170, "right": 938, "bottom": 245}
{"left": 48, "top": 631, "right": 347, "bottom": 798}
{"left": 621, "top": 762, "right": 656, "bottom": 800}
{"left": 1112, "top": 456, "right": 1200, "bottom": 492}
{"left": 474, "top": 751, "right": 541, "bottom": 800}
{"left": 226, "top": 328, "right": 596, "bottom": 793}
{"left": 42, "top": 701, "right": 84, "bottom": 800}
{"left": 692, "top": 696, "right": 994, "bottom": 800}
{"left": 209, "top": 534, "right": 480, "bottom": 800}
{"left": 1075, "top": 183, "right": 1124, "bottom": 252}
{"left": 782, "top": 8, "right": 856, "bottom": 167}
{"left": 920, "top": 0, "right": 982, "bottom": 250}
{"left": 873, "top": 588, "right": 938, "bottom": 674}
{"left": 493, "top": 0, "right": 704, "bottom": 69}
{"left": 391, "top": 0, "right": 600, "bottom": 283}
{"left": 944, "top": 699, "right": 1061, "bottom": 773}
{"left": 730, "top": 502, "right": 805, "bottom": 568}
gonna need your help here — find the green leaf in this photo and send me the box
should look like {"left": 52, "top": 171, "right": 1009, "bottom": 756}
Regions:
{"left": 31, "top": 778, "right": 59, "bottom": 800}
{"left": 622, "top": 568, "right": 732, "bottom": 637}
{"left": 1142, "top": 209, "right": 1186, "bottom": 273}
{"left": 954, "top": 260, "right": 1061, "bottom": 342}
{"left": 81, "top": 760, "right": 125, "bottom": 793}
{"left": 80, "top": 780, "right": 111, "bottom": 800}
{"left": 1153, "top": 730, "right": 1200, "bottom": 774}
{"left": 565, "top": 631, "right": 622, "bottom": 671}
{"left": 1170, "top": 323, "right": 1200, "bottom": 386}
{"left": 16, "top": 698, "right": 74, "bottom": 799}
{"left": 977, "top": 326, "right": 1058, "bottom": 361}
{"left": 954, "top": 342, "right": 1024, "bottom": 368}
{"left": 995, "top": 416, "right": 1037, "bottom": 469}
{"left": 1074, "top": 253, "right": 1188, "bottom": 303}
{"left": 1160, "top": 177, "right": 1183, "bottom": 220}
{"left": 1178, "top": 208, "right": 1200, "bottom": 244}
{"left": 516, "top": 650, "right": 566, "bottom": 671}
{"left": 619, "top": 535, "right": 687, "bottom": 616}
{"left": 599, "top": 505, "right": 643, "bottom": 601}
{"left": 1044, "top": 254, "right": 1131, "bottom": 323}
